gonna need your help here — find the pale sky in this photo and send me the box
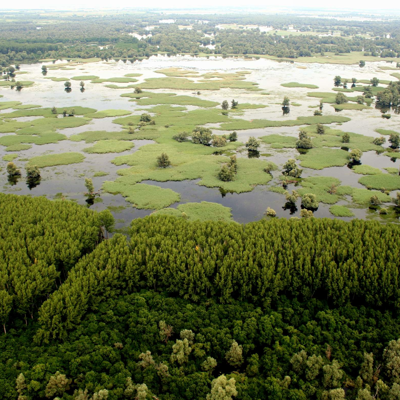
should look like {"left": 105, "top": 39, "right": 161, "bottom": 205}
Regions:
{"left": 2, "top": 0, "right": 400, "bottom": 12}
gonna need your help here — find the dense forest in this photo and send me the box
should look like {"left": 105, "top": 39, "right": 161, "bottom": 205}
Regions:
{"left": 1, "top": 193, "right": 400, "bottom": 400}
{"left": 1, "top": 11, "right": 400, "bottom": 68}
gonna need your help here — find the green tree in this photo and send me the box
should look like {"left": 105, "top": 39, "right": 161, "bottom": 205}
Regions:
{"left": 173, "top": 131, "right": 189, "bottom": 142}
{"left": 16, "top": 373, "right": 27, "bottom": 400}
{"left": 192, "top": 127, "right": 212, "bottom": 145}
{"left": 218, "top": 165, "right": 235, "bottom": 182}
{"left": 342, "top": 133, "right": 350, "bottom": 143}
{"left": 0, "top": 290, "right": 13, "bottom": 334}
{"left": 207, "top": 375, "right": 237, "bottom": 400}
{"left": 222, "top": 100, "right": 229, "bottom": 110}
{"left": 212, "top": 135, "right": 227, "bottom": 147}
{"left": 370, "top": 77, "right": 379, "bottom": 87}
{"left": 285, "top": 190, "right": 300, "bottom": 204}
{"left": 134, "top": 87, "right": 142, "bottom": 94}
{"left": 231, "top": 99, "right": 238, "bottom": 109}
{"left": 335, "top": 92, "right": 348, "bottom": 104}
{"left": 51, "top": 106, "right": 57, "bottom": 114}
{"left": 323, "top": 360, "right": 343, "bottom": 388}
{"left": 302, "top": 193, "right": 319, "bottom": 210}
{"left": 384, "top": 338, "right": 400, "bottom": 384}
{"left": 370, "top": 195, "right": 382, "bottom": 208}
{"left": 26, "top": 165, "right": 40, "bottom": 179}
{"left": 138, "top": 351, "right": 155, "bottom": 369}
{"left": 225, "top": 340, "right": 243, "bottom": 368}
{"left": 265, "top": 207, "right": 276, "bottom": 217}
{"left": 317, "top": 124, "right": 325, "bottom": 135}
{"left": 228, "top": 132, "right": 237, "bottom": 142}
{"left": 45, "top": 371, "right": 70, "bottom": 398}
{"left": 359, "top": 352, "right": 374, "bottom": 384}
{"left": 157, "top": 153, "right": 171, "bottom": 168}
{"left": 283, "top": 159, "right": 302, "bottom": 178}
{"left": 202, "top": 357, "right": 217, "bottom": 372}
{"left": 334, "top": 76, "right": 342, "bottom": 86}
{"left": 290, "top": 350, "right": 308, "bottom": 373}
{"left": 245, "top": 137, "right": 260, "bottom": 152}
{"left": 7, "top": 162, "right": 21, "bottom": 176}
{"left": 296, "top": 130, "right": 313, "bottom": 149}
{"left": 282, "top": 96, "right": 290, "bottom": 108}
{"left": 170, "top": 338, "right": 192, "bottom": 364}
{"left": 357, "top": 96, "right": 365, "bottom": 104}
{"left": 360, "top": 60, "right": 366, "bottom": 67}
{"left": 98, "top": 210, "right": 114, "bottom": 239}
{"left": 306, "top": 355, "right": 324, "bottom": 380}
{"left": 349, "top": 149, "right": 363, "bottom": 163}
{"left": 389, "top": 133, "right": 400, "bottom": 148}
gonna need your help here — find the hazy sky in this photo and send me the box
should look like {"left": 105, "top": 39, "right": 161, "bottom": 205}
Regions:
{"left": 2, "top": 1, "right": 400, "bottom": 11}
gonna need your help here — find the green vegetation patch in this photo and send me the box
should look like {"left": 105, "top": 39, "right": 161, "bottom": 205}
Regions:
{"left": 329, "top": 205, "right": 355, "bottom": 217}
{"left": 0, "top": 132, "right": 66, "bottom": 146}
{"left": 332, "top": 103, "right": 370, "bottom": 111}
{"left": 298, "top": 148, "right": 349, "bottom": 170}
{"left": 0, "top": 101, "right": 22, "bottom": 110}
{"left": 93, "top": 171, "right": 109, "bottom": 177}
{"left": 92, "top": 77, "right": 138, "bottom": 83}
{"left": 124, "top": 73, "right": 142, "bottom": 77}
{"left": 152, "top": 201, "right": 234, "bottom": 223}
{"left": 45, "top": 77, "right": 70, "bottom": 82}
{"left": 122, "top": 91, "right": 219, "bottom": 107}
{"left": 298, "top": 176, "right": 341, "bottom": 204}
{"left": 84, "top": 140, "right": 134, "bottom": 154}
{"left": 70, "top": 130, "right": 135, "bottom": 143}
{"left": 352, "top": 165, "right": 383, "bottom": 175}
{"left": 375, "top": 129, "right": 399, "bottom": 136}
{"left": 0, "top": 80, "right": 34, "bottom": 87}
{"left": 281, "top": 82, "right": 319, "bottom": 89}
{"left": 385, "top": 167, "right": 399, "bottom": 174}
{"left": 359, "top": 174, "right": 400, "bottom": 190}
{"left": 5, "top": 143, "right": 32, "bottom": 151}
{"left": 2, "top": 154, "right": 18, "bottom": 162}
{"left": 13, "top": 104, "right": 42, "bottom": 110}
{"left": 261, "top": 134, "right": 297, "bottom": 149}
{"left": 102, "top": 182, "right": 180, "bottom": 209}
{"left": 71, "top": 75, "right": 99, "bottom": 80}
{"left": 27, "top": 152, "right": 85, "bottom": 168}
{"left": 85, "top": 109, "right": 131, "bottom": 118}
{"left": 219, "top": 115, "right": 350, "bottom": 131}
{"left": 351, "top": 188, "right": 391, "bottom": 204}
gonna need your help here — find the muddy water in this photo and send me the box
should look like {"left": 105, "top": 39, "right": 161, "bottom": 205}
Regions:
{"left": 1, "top": 56, "right": 399, "bottom": 226}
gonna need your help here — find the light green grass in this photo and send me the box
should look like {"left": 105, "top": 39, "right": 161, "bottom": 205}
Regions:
{"left": 85, "top": 109, "right": 131, "bottom": 118}
{"left": 375, "top": 129, "right": 399, "bottom": 136}
{"left": 332, "top": 103, "right": 370, "bottom": 111}
{"left": 124, "top": 73, "right": 142, "bottom": 77}
{"left": 2, "top": 154, "right": 18, "bottom": 162}
{"left": 298, "top": 148, "right": 349, "bottom": 169}
{"left": 0, "top": 81, "right": 34, "bottom": 87}
{"left": 5, "top": 143, "right": 32, "bottom": 151}
{"left": 13, "top": 104, "right": 41, "bottom": 110}
{"left": 329, "top": 205, "right": 355, "bottom": 217}
{"left": 384, "top": 152, "right": 400, "bottom": 159}
{"left": 44, "top": 77, "right": 70, "bottom": 82}
{"left": 27, "top": 152, "right": 85, "bottom": 168}
{"left": 152, "top": 201, "right": 234, "bottom": 222}
{"left": 298, "top": 176, "right": 341, "bottom": 204}
{"left": 359, "top": 174, "right": 400, "bottom": 190}
{"left": 122, "top": 91, "right": 219, "bottom": 107}
{"left": 93, "top": 171, "right": 109, "bottom": 177}
{"left": 261, "top": 134, "right": 297, "bottom": 148}
{"left": 0, "top": 132, "right": 66, "bottom": 146}
{"left": 385, "top": 167, "right": 399, "bottom": 174}
{"left": 102, "top": 182, "right": 180, "bottom": 209}
{"left": 70, "top": 130, "right": 136, "bottom": 143}
{"left": 92, "top": 77, "right": 138, "bottom": 83}
{"left": 351, "top": 188, "right": 391, "bottom": 204}
{"left": 352, "top": 165, "right": 383, "bottom": 175}
{"left": 391, "top": 73, "right": 400, "bottom": 80}
{"left": 71, "top": 75, "right": 99, "bottom": 80}
{"left": 219, "top": 115, "right": 350, "bottom": 131}
{"left": 0, "top": 101, "right": 22, "bottom": 110}
{"left": 84, "top": 140, "right": 134, "bottom": 154}
{"left": 281, "top": 82, "right": 319, "bottom": 89}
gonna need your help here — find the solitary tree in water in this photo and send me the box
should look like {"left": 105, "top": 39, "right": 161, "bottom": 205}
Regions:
{"left": 282, "top": 96, "right": 290, "bottom": 108}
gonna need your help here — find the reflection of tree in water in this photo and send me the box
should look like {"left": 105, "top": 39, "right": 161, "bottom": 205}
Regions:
{"left": 85, "top": 197, "right": 95, "bottom": 207}
{"left": 283, "top": 202, "right": 298, "bottom": 215}
{"left": 247, "top": 150, "right": 260, "bottom": 159}
{"left": 8, "top": 175, "right": 20, "bottom": 186}
{"left": 219, "top": 187, "right": 234, "bottom": 198}
{"left": 26, "top": 177, "right": 41, "bottom": 190}
{"left": 282, "top": 106, "right": 290, "bottom": 115}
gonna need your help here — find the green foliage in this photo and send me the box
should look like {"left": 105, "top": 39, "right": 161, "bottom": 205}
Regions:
{"left": 283, "top": 159, "right": 302, "bottom": 178}
{"left": 335, "top": 92, "right": 348, "bottom": 104}
{"left": 192, "top": 127, "right": 212, "bottom": 145}
{"left": 245, "top": 137, "right": 260, "bottom": 152}
{"left": 329, "top": 205, "right": 355, "bottom": 217}
{"left": 27, "top": 152, "right": 85, "bottom": 168}
{"left": 157, "top": 153, "right": 171, "bottom": 168}
{"left": 301, "top": 193, "right": 319, "bottom": 210}
{"left": 84, "top": 140, "right": 134, "bottom": 154}
{"left": 349, "top": 149, "right": 363, "bottom": 163}
{"left": 296, "top": 130, "right": 313, "bottom": 149}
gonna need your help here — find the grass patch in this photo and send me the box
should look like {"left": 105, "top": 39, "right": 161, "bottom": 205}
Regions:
{"left": 0, "top": 101, "right": 22, "bottom": 110}
{"left": 85, "top": 109, "right": 131, "bottom": 118}
{"left": 332, "top": 103, "right": 370, "bottom": 111}
{"left": 44, "top": 77, "right": 70, "bottom": 82}
{"left": 27, "top": 152, "right": 85, "bottom": 168}
{"left": 281, "top": 82, "right": 319, "bottom": 89}
{"left": 5, "top": 143, "right": 32, "bottom": 151}
{"left": 92, "top": 77, "right": 138, "bottom": 83}
{"left": 297, "top": 148, "right": 349, "bottom": 170}
{"left": 385, "top": 167, "right": 399, "bottom": 174}
{"left": 297, "top": 176, "right": 341, "bottom": 204}
{"left": 122, "top": 91, "right": 219, "bottom": 107}
{"left": 71, "top": 75, "right": 99, "bottom": 80}
{"left": 359, "top": 174, "right": 400, "bottom": 190}
{"left": 0, "top": 132, "right": 66, "bottom": 146}
{"left": 102, "top": 182, "right": 180, "bottom": 209}
{"left": 84, "top": 140, "right": 134, "bottom": 154}
{"left": 0, "top": 81, "right": 34, "bottom": 87}
{"left": 375, "top": 129, "right": 399, "bottom": 136}
{"left": 219, "top": 115, "right": 350, "bottom": 131}
{"left": 391, "top": 73, "right": 400, "bottom": 80}
{"left": 329, "top": 205, "right": 355, "bottom": 217}
{"left": 93, "top": 171, "right": 109, "bottom": 177}
{"left": 351, "top": 188, "right": 391, "bottom": 204}
{"left": 70, "top": 130, "right": 135, "bottom": 143}
{"left": 352, "top": 165, "right": 382, "bottom": 175}
{"left": 152, "top": 201, "right": 234, "bottom": 223}
{"left": 13, "top": 104, "right": 41, "bottom": 110}
{"left": 124, "top": 73, "right": 142, "bottom": 77}
{"left": 261, "top": 134, "right": 297, "bottom": 149}
{"left": 2, "top": 154, "right": 18, "bottom": 162}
